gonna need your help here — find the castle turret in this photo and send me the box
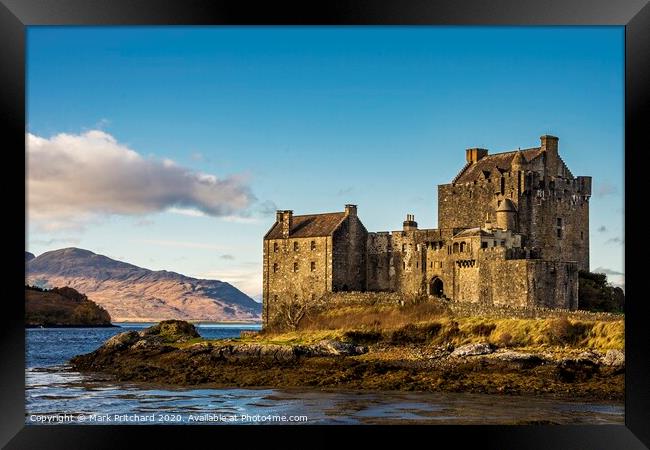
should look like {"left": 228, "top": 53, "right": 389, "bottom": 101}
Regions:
{"left": 541, "top": 135, "right": 559, "bottom": 178}
{"left": 403, "top": 214, "right": 418, "bottom": 231}
{"left": 496, "top": 199, "right": 517, "bottom": 230}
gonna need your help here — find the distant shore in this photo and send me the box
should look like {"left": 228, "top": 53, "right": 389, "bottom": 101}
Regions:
{"left": 111, "top": 319, "right": 262, "bottom": 325}
{"left": 26, "top": 323, "right": 118, "bottom": 328}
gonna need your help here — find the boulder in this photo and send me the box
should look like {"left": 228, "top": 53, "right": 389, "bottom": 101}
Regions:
{"left": 309, "top": 340, "right": 367, "bottom": 356}
{"left": 451, "top": 342, "right": 494, "bottom": 357}
{"left": 602, "top": 349, "right": 625, "bottom": 367}
{"left": 140, "top": 320, "right": 200, "bottom": 342}
{"left": 103, "top": 331, "right": 140, "bottom": 350}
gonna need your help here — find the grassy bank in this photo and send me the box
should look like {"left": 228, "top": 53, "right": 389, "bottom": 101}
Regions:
{"left": 248, "top": 302, "right": 624, "bottom": 351}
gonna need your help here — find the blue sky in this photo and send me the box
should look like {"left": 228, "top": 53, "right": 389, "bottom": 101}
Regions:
{"left": 26, "top": 26, "right": 625, "bottom": 298}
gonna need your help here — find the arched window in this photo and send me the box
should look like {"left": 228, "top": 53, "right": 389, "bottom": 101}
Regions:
{"left": 273, "top": 263, "right": 278, "bottom": 273}
{"left": 460, "top": 242, "right": 466, "bottom": 252}
{"left": 452, "top": 242, "right": 459, "bottom": 253}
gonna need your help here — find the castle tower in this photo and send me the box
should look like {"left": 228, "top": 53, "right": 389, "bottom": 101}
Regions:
{"left": 541, "top": 135, "right": 560, "bottom": 178}
{"left": 496, "top": 198, "right": 517, "bottom": 230}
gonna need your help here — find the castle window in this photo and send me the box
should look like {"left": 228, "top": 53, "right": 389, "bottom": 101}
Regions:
{"left": 311, "top": 294, "right": 315, "bottom": 301}
{"left": 294, "top": 241, "right": 299, "bottom": 252}
{"left": 402, "top": 244, "right": 406, "bottom": 252}
{"left": 294, "top": 294, "right": 298, "bottom": 301}
{"left": 293, "top": 262, "right": 299, "bottom": 272}
{"left": 557, "top": 229, "right": 562, "bottom": 238}
{"left": 416, "top": 261, "right": 419, "bottom": 268}
{"left": 274, "top": 295, "right": 277, "bottom": 302}
{"left": 500, "top": 241, "right": 505, "bottom": 247}
{"left": 403, "top": 262, "right": 406, "bottom": 270}
{"left": 500, "top": 177, "right": 506, "bottom": 195}
{"left": 273, "top": 263, "right": 279, "bottom": 273}
{"left": 481, "top": 241, "right": 488, "bottom": 249}
{"left": 452, "top": 242, "right": 459, "bottom": 253}
{"left": 556, "top": 218, "right": 563, "bottom": 239}
{"left": 430, "top": 262, "right": 433, "bottom": 268}
{"left": 273, "top": 242, "right": 279, "bottom": 252}
{"left": 311, "top": 240, "right": 316, "bottom": 250}
{"left": 581, "top": 231, "right": 584, "bottom": 240}
{"left": 439, "top": 262, "right": 443, "bottom": 268}
{"left": 460, "top": 242, "right": 466, "bottom": 252}
{"left": 311, "top": 261, "right": 316, "bottom": 272}
{"left": 557, "top": 218, "right": 562, "bottom": 227}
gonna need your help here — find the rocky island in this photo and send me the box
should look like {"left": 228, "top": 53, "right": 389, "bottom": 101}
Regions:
{"left": 71, "top": 300, "right": 624, "bottom": 400}
{"left": 25, "top": 285, "right": 114, "bottom": 327}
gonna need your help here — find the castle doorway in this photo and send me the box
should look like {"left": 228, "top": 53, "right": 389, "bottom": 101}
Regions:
{"left": 430, "top": 277, "right": 444, "bottom": 297}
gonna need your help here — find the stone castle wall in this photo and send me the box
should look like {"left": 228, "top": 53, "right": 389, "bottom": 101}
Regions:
{"left": 262, "top": 235, "right": 332, "bottom": 326}
{"left": 332, "top": 215, "right": 368, "bottom": 291}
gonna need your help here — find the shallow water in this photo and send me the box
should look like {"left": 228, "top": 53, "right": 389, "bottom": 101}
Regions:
{"left": 25, "top": 324, "right": 624, "bottom": 425}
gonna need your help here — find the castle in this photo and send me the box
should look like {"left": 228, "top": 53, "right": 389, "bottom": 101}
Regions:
{"left": 262, "top": 135, "right": 591, "bottom": 326}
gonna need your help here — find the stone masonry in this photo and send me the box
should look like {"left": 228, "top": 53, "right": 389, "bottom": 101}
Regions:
{"left": 263, "top": 135, "right": 591, "bottom": 326}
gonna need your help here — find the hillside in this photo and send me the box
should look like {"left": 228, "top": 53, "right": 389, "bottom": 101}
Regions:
{"left": 25, "top": 285, "right": 113, "bottom": 327}
{"left": 26, "top": 248, "right": 261, "bottom": 322}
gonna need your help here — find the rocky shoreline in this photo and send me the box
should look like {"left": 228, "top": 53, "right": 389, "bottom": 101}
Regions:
{"left": 70, "top": 321, "right": 624, "bottom": 400}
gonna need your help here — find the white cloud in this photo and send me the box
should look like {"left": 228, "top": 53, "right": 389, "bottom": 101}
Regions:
{"left": 167, "top": 207, "right": 207, "bottom": 217}
{"left": 27, "top": 130, "right": 255, "bottom": 231}
{"left": 197, "top": 268, "right": 262, "bottom": 298}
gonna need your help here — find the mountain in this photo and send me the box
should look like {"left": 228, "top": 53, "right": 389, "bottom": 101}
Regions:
{"left": 25, "top": 285, "right": 113, "bottom": 327}
{"left": 26, "top": 248, "right": 261, "bottom": 322}
{"left": 25, "top": 252, "right": 35, "bottom": 262}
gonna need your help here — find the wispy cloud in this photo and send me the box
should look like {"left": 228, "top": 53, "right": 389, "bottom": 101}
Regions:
{"left": 133, "top": 239, "right": 224, "bottom": 251}
{"left": 593, "top": 267, "right": 624, "bottom": 276}
{"left": 595, "top": 181, "right": 619, "bottom": 198}
{"left": 167, "top": 207, "right": 206, "bottom": 217}
{"left": 29, "top": 237, "right": 81, "bottom": 246}
{"left": 255, "top": 200, "right": 277, "bottom": 216}
{"left": 337, "top": 187, "right": 354, "bottom": 196}
{"left": 191, "top": 152, "right": 206, "bottom": 162}
{"left": 27, "top": 130, "right": 255, "bottom": 231}
{"left": 197, "top": 268, "right": 262, "bottom": 298}
{"left": 220, "top": 254, "right": 235, "bottom": 260}
{"left": 134, "top": 218, "right": 155, "bottom": 227}
{"left": 597, "top": 225, "right": 607, "bottom": 233}
{"left": 605, "top": 237, "right": 624, "bottom": 245}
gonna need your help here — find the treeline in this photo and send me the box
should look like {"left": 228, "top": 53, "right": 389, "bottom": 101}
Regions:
{"left": 578, "top": 271, "right": 625, "bottom": 313}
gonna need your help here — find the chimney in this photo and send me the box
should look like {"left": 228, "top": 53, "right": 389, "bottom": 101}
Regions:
{"left": 344, "top": 204, "right": 357, "bottom": 216}
{"left": 466, "top": 148, "right": 489, "bottom": 164}
{"left": 540, "top": 135, "right": 559, "bottom": 154}
{"left": 403, "top": 213, "right": 418, "bottom": 231}
{"left": 277, "top": 210, "right": 293, "bottom": 238}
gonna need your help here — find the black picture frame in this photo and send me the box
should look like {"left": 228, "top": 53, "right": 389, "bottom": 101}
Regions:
{"left": 2, "top": 0, "right": 645, "bottom": 448}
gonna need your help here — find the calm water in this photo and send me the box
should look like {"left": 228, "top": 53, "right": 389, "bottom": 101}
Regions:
{"left": 26, "top": 324, "right": 624, "bottom": 425}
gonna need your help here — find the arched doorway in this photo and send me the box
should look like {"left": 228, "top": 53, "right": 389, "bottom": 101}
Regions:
{"left": 430, "top": 277, "right": 444, "bottom": 297}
